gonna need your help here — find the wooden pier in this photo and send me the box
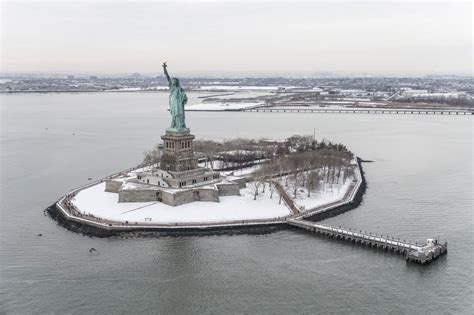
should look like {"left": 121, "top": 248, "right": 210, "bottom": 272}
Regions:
{"left": 288, "top": 219, "right": 447, "bottom": 265}
{"left": 243, "top": 107, "right": 472, "bottom": 115}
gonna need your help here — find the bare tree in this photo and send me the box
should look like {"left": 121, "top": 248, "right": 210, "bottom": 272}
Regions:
{"left": 194, "top": 139, "right": 220, "bottom": 170}
{"left": 290, "top": 155, "right": 303, "bottom": 198}
{"left": 250, "top": 181, "right": 261, "bottom": 200}
{"left": 250, "top": 168, "right": 265, "bottom": 200}
{"left": 300, "top": 152, "right": 313, "bottom": 187}
{"left": 260, "top": 162, "right": 278, "bottom": 198}
{"left": 306, "top": 171, "right": 321, "bottom": 197}
{"left": 142, "top": 144, "right": 162, "bottom": 166}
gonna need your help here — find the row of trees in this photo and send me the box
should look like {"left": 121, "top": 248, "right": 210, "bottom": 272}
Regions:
{"left": 142, "top": 135, "right": 355, "bottom": 203}
{"left": 193, "top": 135, "right": 350, "bottom": 171}
{"left": 194, "top": 139, "right": 267, "bottom": 170}
{"left": 143, "top": 134, "right": 350, "bottom": 169}
{"left": 142, "top": 144, "right": 162, "bottom": 166}
{"left": 285, "top": 134, "right": 349, "bottom": 153}
{"left": 395, "top": 95, "right": 473, "bottom": 107}
{"left": 250, "top": 148, "right": 354, "bottom": 201}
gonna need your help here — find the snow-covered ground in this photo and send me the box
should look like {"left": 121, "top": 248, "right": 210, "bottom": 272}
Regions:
{"left": 263, "top": 105, "right": 424, "bottom": 111}
{"left": 185, "top": 102, "right": 263, "bottom": 111}
{"left": 199, "top": 91, "right": 274, "bottom": 100}
{"left": 223, "top": 164, "right": 262, "bottom": 177}
{"left": 318, "top": 101, "right": 386, "bottom": 106}
{"left": 291, "top": 179, "right": 352, "bottom": 211}
{"left": 198, "top": 86, "right": 279, "bottom": 91}
{"left": 266, "top": 105, "right": 349, "bottom": 110}
{"left": 358, "top": 102, "right": 387, "bottom": 106}
{"left": 281, "top": 168, "right": 354, "bottom": 211}
{"left": 197, "top": 160, "right": 225, "bottom": 169}
{"left": 72, "top": 182, "right": 290, "bottom": 224}
{"left": 118, "top": 86, "right": 168, "bottom": 91}
{"left": 197, "top": 156, "right": 265, "bottom": 171}
{"left": 197, "top": 160, "right": 258, "bottom": 171}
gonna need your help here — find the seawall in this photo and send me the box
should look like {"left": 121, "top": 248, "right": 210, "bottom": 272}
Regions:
{"left": 46, "top": 203, "right": 287, "bottom": 238}
{"left": 47, "top": 158, "right": 367, "bottom": 238}
{"left": 304, "top": 157, "right": 367, "bottom": 222}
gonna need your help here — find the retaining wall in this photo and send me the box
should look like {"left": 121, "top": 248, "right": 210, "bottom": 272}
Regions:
{"left": 47, "top": 158, "right": 367, "bottom": 237}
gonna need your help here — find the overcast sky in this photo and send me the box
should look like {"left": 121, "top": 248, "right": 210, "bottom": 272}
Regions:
{"left": 1, "top": 0, "right": 472, "bottom": 76}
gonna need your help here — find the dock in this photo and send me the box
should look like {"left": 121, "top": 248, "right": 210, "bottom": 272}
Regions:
{"left": 288, "top": 219, "right": 447, "bottom": 265}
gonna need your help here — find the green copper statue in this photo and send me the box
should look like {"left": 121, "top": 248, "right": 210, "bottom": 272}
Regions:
{"left": 163, "top": 62, "right": 189, "bottom": 133}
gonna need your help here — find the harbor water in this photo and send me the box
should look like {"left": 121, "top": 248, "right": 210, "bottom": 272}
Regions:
{"left": 1, "top": 92, "right": 472, "bottom": 313}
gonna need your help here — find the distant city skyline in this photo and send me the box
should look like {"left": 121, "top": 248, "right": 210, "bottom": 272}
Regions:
{"left": 2, "top": 1, "right": 472, "bottom": 76}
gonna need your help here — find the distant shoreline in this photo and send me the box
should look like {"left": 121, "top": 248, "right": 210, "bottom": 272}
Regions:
{"left": 3, "top": 90, "right": 472, "bottom": 113}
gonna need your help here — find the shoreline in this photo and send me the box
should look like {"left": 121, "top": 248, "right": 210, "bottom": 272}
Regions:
{"left": 45, "top": 152, "right": 447, "bottom": 265}
{"left": 46, "top": 203, "right": 286, "bottom": 238}
{"left": 46, "top": 158, "right": 367, "bottom": 238}
{"left": 3, "top": 91, "right": 471, "bottom": 114}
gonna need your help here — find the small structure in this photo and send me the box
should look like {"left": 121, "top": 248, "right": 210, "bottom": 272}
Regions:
{"left": 406, "top": 238, "right": 448, "bottom": 265}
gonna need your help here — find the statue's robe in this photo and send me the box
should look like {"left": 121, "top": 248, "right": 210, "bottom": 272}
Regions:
{"left": 169, "top": 83, "right": 188, "bottom": 130}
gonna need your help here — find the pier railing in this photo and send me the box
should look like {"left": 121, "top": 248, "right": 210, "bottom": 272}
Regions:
{"left": 288, "top": 219, "right": 420, "bottom": 251}
{"left": 287, "top": 219, "right": 447, "bottom": 265}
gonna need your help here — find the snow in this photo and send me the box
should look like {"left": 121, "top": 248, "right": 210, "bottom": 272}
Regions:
{"left": 358, "top": 102, "right": 387, "bottom": 106}
{"left": 262, "top": 105, "right": 437, "bottom": 112}
{"left": 401, "top": 92, "right": 466, "bottom": 99}
{"left": 196, "top": 160, "right": 262, "bottom": 174}
{"left": 320, "top": 101, "right": 356, "bottom": 104}
{"left": 197, "top": 160, "right": 225, "bottom": 169}
{"left": 118, "top": 87, "right": 143, "bottom": 91}
{"left": 291, "top": 179, "right": 353, "bottom": 211}
{"left": 200, "top": 91, "right": 274, "bottom": 100}
{"left": 224, "top": 164, "right": 262, "bottom": 177}
{"left": 118, "top": 86, "right": 168, "bottom": 91}
{"left": 129, "top": 164, "right": 157, "bottom": 174}
{"left": 221, "top": 150, "right": 260, "bottom": 155}
{"left": 265, "top": 105, "right": 351, "bottom": 110}
{"left": 121, "top": 181, "right": 160, "bottom": 191}
{"left": 280, "top": 165, "right": 355, "bottom": 212}
{"left": 185, "top": 102, "right": 263, "bottom": 111}
{"left": 197, "top": 160, "right": 255, "bottom": 170}
{"left": 72, "top": 182, "right": 290, "bottom": 224}
{"left": 341, "top": 98, "right": 371, "bottom": 101}
{"left": 198, "top": 86, "right": 279, "bottom": 91}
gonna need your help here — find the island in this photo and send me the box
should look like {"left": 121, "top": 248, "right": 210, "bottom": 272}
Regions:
{"left": 46, "top": 64, "right": 447, "bottom": 265}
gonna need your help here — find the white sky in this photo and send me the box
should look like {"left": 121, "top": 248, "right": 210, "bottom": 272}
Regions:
{"left": 1, "top": 0, "right": 472, "bottom": 76}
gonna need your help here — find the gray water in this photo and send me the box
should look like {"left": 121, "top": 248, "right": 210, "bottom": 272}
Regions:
{"left": 1, "top": 92, "right": 472, "bottom": 314}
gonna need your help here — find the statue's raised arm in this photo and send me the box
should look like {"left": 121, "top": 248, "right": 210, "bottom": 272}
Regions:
{"left": 162, "top": 62, "right": 171, "bottom": 84}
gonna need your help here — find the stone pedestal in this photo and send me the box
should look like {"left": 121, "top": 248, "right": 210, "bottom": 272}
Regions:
{"left": 160, "top": 130, "right": 198, "bottom": 172}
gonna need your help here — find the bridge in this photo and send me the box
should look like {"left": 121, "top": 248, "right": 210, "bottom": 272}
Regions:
{"left": 243, "top": 107, "right": 472, "bottom": 115}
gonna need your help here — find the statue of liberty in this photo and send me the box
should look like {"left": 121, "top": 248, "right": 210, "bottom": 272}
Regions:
{"left": 163, "top": 62, "right": 189, "bottom": 133}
